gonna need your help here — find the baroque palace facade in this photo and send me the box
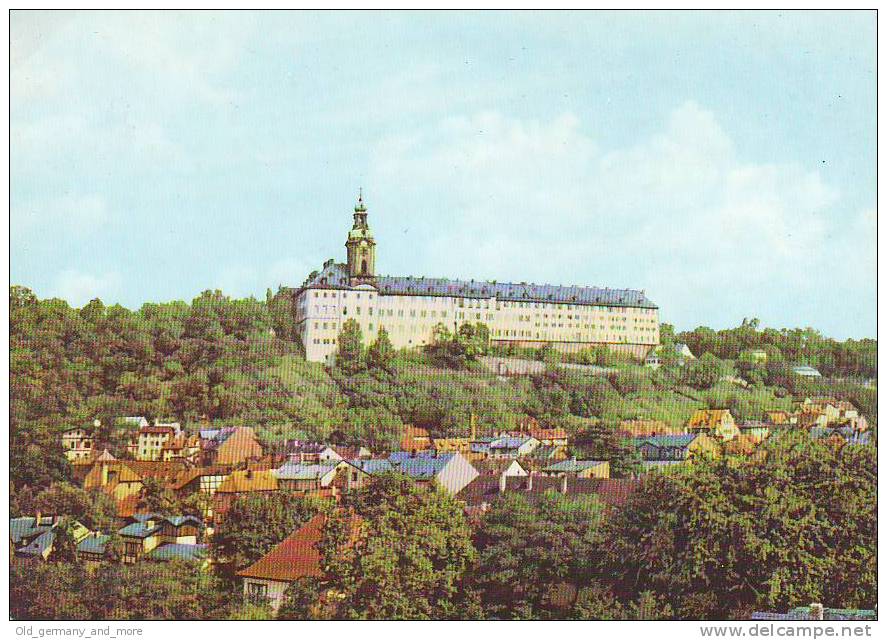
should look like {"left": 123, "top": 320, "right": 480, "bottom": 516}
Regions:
{"left": 291, "top": 194, "right": 660, "bottom": 364}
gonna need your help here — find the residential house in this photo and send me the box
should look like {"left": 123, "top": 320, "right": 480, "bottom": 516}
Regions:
{"left": 282, "top": 441, "right": 344, "bottom": 464}
{"left": 401, "top": 425, "right": 433, "bottom": 454}
{"left": 635, "top": 434, "right": 721, "bottom": 462}
{"left": 457, "top": 474, "right": 640, "bottom": 517}
{"left": 525, "top": 444, "right": 569, "bottom": 467}
{"left": 117, "top": 514, "right": 203, "bottom": 564}
{"left": 432, "top": 437, "right": 472, "bottom": 454}
{"left": 687, "top": 409, "right": 740, "bottom": 441}
{"left": 487, "top": 436, "right": 540, "bottom": 459}
{"left": 528, "top": 427, "right": 569, "bottom": 446}
{"left": 674, "top": 342, "right": 696, "bottom": 363}
{"left": 618, "top": 419, "right": 685, "bottom": 439}
{"left": 543, "top": 458, "right": 610, "bottom": 479}
{"left": 134, "top": 425, "right": 177, "bottom": 461}
{"left": 737, "top": 420, "right": 771, "bottom": 443}
{"left": 237, "top": 513, "right": 360, "bottom": 614}
{"left": 792, "top": 365, "right": 822, "bottom": 378}
{"left": 723, "top": 434, "right": 761, "bottom": 457}
{"left": 809, "top": 426, "right": 873, "bottom": 447}
{"left": 273, "top": 461, "right": 344, "bottom": 492}
{"left": 341, "top": 458, "right": 396, "bottom": 492}
{"left": 765, "top": 410, "right": 796, "bottom": 426}
{"left": 161, "top": 433, "right": 202, "bottom": 463}
{"left": 472, "top": 458, "right": 529, "bottom": 478}
{"left": 201, "top": 426, "right": 264, "bottom": 466}
{"left": 385, "top": 452, "right": 479, "bottom": 495}
{"left": 644, "top": 351, "right": 661, "bottom": 369}
{"left": 329, "top": 444, "right": 372, "bottom": 460}
{"left": 212, "top": 469, "right": 279, "bottom": 525}
{"left": 11, "top": 515, "right": 90, "bottom": 562}
{"left": 61, "top": 427, "right": 94, "bottom": 463}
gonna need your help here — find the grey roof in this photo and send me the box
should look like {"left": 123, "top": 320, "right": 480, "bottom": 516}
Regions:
{"left": 298, "top": 262, "right": 656, "bottom": 309}
{"left": 147, "top": 543, "right": 208, "bottom": 562}
{"left": 544, "top": 459, "right": 607, "bottom": 473}
{"left": 273, "top": 462, "right": 339, "bottom": 480}
{"left": 9, "top": 516, "right": 56, "bottom": 545}
{"left": 348, "top": 458, "right": 396, "bottom": 475}
{"left": 636, "top": 434, "right": 698, "bottom": 449}
{"left": 389, "top": 453, "right": 456, "bottom": 479}
{"left": 76, "top": 533, "right": 110, "bottom": 555}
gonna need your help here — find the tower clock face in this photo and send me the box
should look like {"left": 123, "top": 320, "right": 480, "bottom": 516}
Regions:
{"left": 360, "top": 240, "right": 368, "bottom": 247}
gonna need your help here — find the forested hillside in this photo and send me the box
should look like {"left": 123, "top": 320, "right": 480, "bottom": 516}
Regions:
{"left": 10, "top": 285, "right": 876, "bottom": 493}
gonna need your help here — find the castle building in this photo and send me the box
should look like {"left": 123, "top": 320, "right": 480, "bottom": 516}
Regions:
{"left": 292, "top": 193, "right": 660, "bottom": 364}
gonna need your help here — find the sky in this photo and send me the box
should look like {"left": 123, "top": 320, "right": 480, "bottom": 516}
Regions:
{"left": 10, "top": 10, "right": 876, "bottom": 339}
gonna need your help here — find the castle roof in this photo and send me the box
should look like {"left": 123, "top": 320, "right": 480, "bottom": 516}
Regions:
{"left": 298, "top": 262, "right": 656, "bottom": 309}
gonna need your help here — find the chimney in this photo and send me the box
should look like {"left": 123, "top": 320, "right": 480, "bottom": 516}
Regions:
{"left": 526, "top": 471, "right": 534, "bottom": 491}
{"left": 498, "top": 471, "right": 507, "bottom": 494}
{"left": 810, "top": 603, "right": 824, "bottom": 621}
{"left": 35, "top": 511, "right": 42, "bottom": 525}
{"left": 561, "top": 474, "right": 568, "bottom": 494}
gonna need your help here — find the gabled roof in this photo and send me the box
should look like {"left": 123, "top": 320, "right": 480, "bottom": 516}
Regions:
{"left": 456, "top": 476, "right": 639, "bottom": 508}
{"left": 489, "top": 436, "right": 537, "bottom": 450}
{"left": 543, "top": 459, "right": 607, "bottom": 473}
{"left": 147, "top": 543, "right": 208, "bottom": 562}
{"left": 346, "top": 458, "right": 396, "bottom": 475}
{"left": 393, "top": 454, "right": 455, "bottom": 479}
{"left": 636, "top": 434, "right": 699, "bottom": 449}
{"left": 236, "top": 514, "right": 335, "bottom": 582}
{"left": 9, "top": 516, "right": 57, "bottom": 545}
{"left": 76, "top": 533, "right": 110, "bottom": 555}
{"left": 687, "top": 409, "right": 733, "bottom": 428}
{"left": 215, "top": 469, "right": 278, "bottom": 493}
{"left": 274, "top": 462, "right": 339, "bottom": 481}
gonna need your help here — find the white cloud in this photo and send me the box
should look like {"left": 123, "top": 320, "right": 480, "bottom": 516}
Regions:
{"left": 368, "top": 102, "right": 867, "bottom": 332}
{"left": 48, "top": 269, "right": 122, "bottom": 307}
{"left": 13, "top": 193, "right": 113, "bottom": 239}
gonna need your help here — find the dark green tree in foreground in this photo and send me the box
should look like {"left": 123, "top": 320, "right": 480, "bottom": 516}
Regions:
{"left": 336, "top": 318, "right": 365, "bottom": 374}
{"left": 286, "top": 474, "right": 477, "bottom": 620}
{"left": 212, "top": 492, "right": 330, "bottom": 578}
{"left": 366, "top": 326, "right": 394, "bottom": 371}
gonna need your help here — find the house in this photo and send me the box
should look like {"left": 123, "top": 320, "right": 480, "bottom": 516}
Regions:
{"left": 528, "top": 427, "right": 569, "bottom": 446}
{"left": 212, "top": 469, "right": 278, "bottom": 525}
{"left": 487, "top": 436, "right": 540, "bottom": 459}
{"left": 329, "top": 444, "right": 372, "bottom": 460}
{"left": 75, "top": 531, "right": 112, "bottom": 565}
{"left": 723, "top": 434, "right": 760, "bottom": 457}
{"left": 61, "top": 427, "right": 94, "bottom": 462}
{"left": 134, "top": 425, "right": 177, "bottom": 461}
{"left": 674, "top": 343, "right": 695, "bottom": 362}
{"left": 161, "top": 433, "right": 202, "bottom": 463}
{"left": 237, "top": 513, "right": 360, "bottom": 614}
{"left": 792, "top": 365, "right": 822, "bottom": 378}
{"left": 618, "top": 419, "right": 685, "bottom": 439}
{"left": 340, "top": 458, "right": 396, "bottom": 492}
{"left": 456, "top": 474, "right": 640, "bottom": 515}
{"left": 765, "top": 410, "right": 796, "bottom": 425}
{"left": 388, "top": 452, "right": 479, "bottom": 495}
{"left": 751, "top": 603, "right": 875, "bottom": 621}
{"left": 472, "top": 458, "right": 529, "bottom": 478}
{"left": 117, "top": 514, "right": 203, "bottom": 564}
{"left": 644, "top": 352, "right": 661, "bottom": 369}
{"left": 201, "top": 426, "right": 264, "bottom": 466}
{"left": 635, "top": 434, "right": 720, "bottom": 462}
{"left": 120, "top": 416, "right": 149, "bottom": 428}
{"left": 525, "top": 444, "right": 569, "bottom": 466}
{"left": 809, "top": 426, "right": 873, "bottom": 447}
{"left": 401, "top": 425, "right": 433, "bottom": 453}
{"left": 432, "top": 437, "right": 472, "bottom": 454}
{"left": 282, "top": 441, "right": 343, "bottom": 464}
{"left": 83, "top": 461, "right": 147, "bottom": 515}
{"left": 10, "top": 515, "right": 91, "bottom": 562}
{"left": 737, "top": 420, "right": 771, "bottom": 443}
{"left": 543, "top": 458, "right": 610, "bottom": 479}
{"left": 273, "top": 461, "right": 344, "bottom": 491}
{"left": 687, "top": 409, "right": 740, "bottom": 441}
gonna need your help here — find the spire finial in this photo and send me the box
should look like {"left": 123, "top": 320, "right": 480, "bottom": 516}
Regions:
{"left": 355, "top": 187, "right": 367, "bottom": 212}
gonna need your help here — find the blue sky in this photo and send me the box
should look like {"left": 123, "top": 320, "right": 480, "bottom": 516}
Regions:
{"left": 11, "top": 10, "right": 876, "bottom": 338}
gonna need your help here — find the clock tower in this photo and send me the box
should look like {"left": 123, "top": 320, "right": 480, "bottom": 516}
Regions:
{"left": 345, "top": 189, "right": 376, "bottom": 283}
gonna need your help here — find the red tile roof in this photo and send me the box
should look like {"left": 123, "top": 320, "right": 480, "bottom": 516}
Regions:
{"left": 236, "top": 513, "right": 360, "bottom": 582}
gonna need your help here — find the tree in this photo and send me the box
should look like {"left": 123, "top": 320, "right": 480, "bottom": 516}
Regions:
{"left": 32, "top": 482, "right": 117, "bottom": 531}
{"left": 471, "top": 492, "right": 606, "bottom": 619}
{"left": 212, "top": 492, "right": 330, "bottom": 577}
{"left": 50, "top": 518, "right": 82, "bottom": 563}
{"left": 683, "top": 353, "right": 724, "bottom": 390}
{"left": 336, "top": 319, "right": 365, "bottom": 374}
{"left": 318, "top": 474, "right": 476, "bottom": 620}
{"left": 138, "top": 476, "right": 182, "bottom": 514}
{"left": 366, "top": 325, "right": 394, "bottom": 371}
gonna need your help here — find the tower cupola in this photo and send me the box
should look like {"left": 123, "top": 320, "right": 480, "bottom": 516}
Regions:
{"left": 345, "top": 189, "right": 376, "bottom": 282}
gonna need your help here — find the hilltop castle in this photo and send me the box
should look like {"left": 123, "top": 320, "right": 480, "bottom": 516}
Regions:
{"left": 291, "top": 193, "right": 660, "bottom": 364}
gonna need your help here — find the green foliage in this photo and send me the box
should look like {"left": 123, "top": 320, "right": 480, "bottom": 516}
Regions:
{"left": 366, "top": 325, "right": 395, "bottom": 371}
{"left": 470, "top": 492, "right": 606, "bottom": 619}
{"left": 602, "top": 431, "right": 877, "bottom": 618}
{"left": 680, "top": 319, "right": 876, "bottom": 379}
{"left": 27, "top": 481, "right": 117, "bottom": 531}
{"left": 319, "top": 474, "right": 476, "bottom": 620}
{"left": 336, "top": 318, "right": 365, "bottom": 374}
{"left": 683, "top": 352, "right": 724, "bottom": 390}
{"left": 212, "top": 492, "right": 330, "bottom": 577}
{"left": 426, "top": 322, "right": 490, "bottom": 368}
